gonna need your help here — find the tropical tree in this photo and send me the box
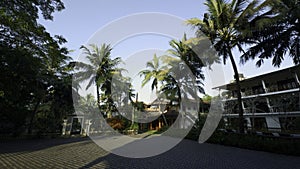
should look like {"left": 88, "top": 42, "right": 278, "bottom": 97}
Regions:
{"left": 75, "top": 44, "right": 123, "bottom": 118}
{"left": 77, "top": 94, "right": 97, "bottom": 114}
{"left": 0, "top": 0, "right": 73, "bottom": 135}
{"left": 75, "top": 44, "right": 110, "bottom": 107}
{"left": 139, "top": 54, "right": 168, "bottom": 91}
{"left": 160, "top": 55, "right": 201, "bottom": 125}
{"left": 241, "top": 0, "right": 300, "bottom": 67}
{"left": 139, "top": 54, "right": 168, "bottom": 125}
{"left": 186, "top": 0, "right": 271, "bottom": 133}
{"left": 166, "top": 34, "right": 207, "bottom": 97}
{"left": 202, "top": 94, "right": 212, "bottom": 103}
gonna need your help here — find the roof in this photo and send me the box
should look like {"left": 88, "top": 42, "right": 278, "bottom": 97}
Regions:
{"left": 213, "top": 65, "right": 300, "bottom": 90}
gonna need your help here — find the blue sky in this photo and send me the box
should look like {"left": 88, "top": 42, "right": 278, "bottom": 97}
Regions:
{"left": 40, "top": 0, "right": 205, "bottom": 56}
{"left": 40, "top": 0, "right": 295, "bottom": 102}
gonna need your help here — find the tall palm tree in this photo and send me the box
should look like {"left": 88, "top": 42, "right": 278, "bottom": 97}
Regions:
{"left": 161, "top": 53, "right": 203, "bottom": 127}
{"left": 139, "top": 54, "right": 168, "bottom": 125}
{"left": 167, "top": 34, "right": 207, "bottom": 96}
{"left": 160, "top": 56, "right": 200, "bottom": 112}
{"left": 241, "top": 0, "right": 300, "bottom": 67}
{"left": 186, "top": 0, "right": 270, "bottom": 133}
{"left": 139, "top": 54, "right": 168, "bottom": 91}
{"left": 75, "top": 44, "right": 122, "bottom": 114}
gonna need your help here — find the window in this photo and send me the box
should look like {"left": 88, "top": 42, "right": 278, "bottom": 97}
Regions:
{"left": 252, "top": 85, "right": 264, "bottom": 94}
{"left": 277, "top": 79, "right": 297, "bottom": 91}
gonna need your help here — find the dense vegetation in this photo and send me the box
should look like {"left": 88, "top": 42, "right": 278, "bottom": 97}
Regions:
{"left": 0, "top": 0, "right": 299, "bottom": 139}
{"left": 0, "top": 0, "right": 74, "bottom": 136}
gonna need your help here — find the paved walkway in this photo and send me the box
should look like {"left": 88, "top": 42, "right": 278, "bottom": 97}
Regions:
{"left": 0, "top": 136, "right": 299, "bottom": 169}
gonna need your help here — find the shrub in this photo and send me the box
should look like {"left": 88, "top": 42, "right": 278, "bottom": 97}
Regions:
{"left": 207, "top": 131, "right": 300, "bottom": 156}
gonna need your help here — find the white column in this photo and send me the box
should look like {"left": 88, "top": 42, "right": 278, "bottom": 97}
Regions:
{"left": 80, "top": 117, "right": 84, "bottom": 135}
{"left": 262, "top": 80, "right": 273, "bottom": 112}
{"left": 245, "top": 118, "right": 252, "bottom": 129}
{"left": 61, "top": 119, "right": 67, "bottom": 135}
{"left": 295, "top": 73, "right": 300, "bottom": 85}
{"left": 85, "top": 119, "right": 91, "bottom": 136}
{"left": 295, "top": 73, "right": 300, "bottom": 112}
{"left": 261, "top": 80, "right": 267, "bottom": 92}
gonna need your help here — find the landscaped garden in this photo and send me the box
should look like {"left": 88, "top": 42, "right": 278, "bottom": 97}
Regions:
{"left": 1, "top": 0, "right": 299, "bottom": 158}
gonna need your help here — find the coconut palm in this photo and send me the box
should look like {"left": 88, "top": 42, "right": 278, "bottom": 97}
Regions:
{"left": 166, "top": 34, "right": 207, "bottom": 95}
{"left": 139, "top": 54, "right": 168, "bottom": 125}
{"left": 74, "top": 44, "right": 122, "bottom": 114}
{"left": 160, "top": 56, "right": 200, "bottom": 110}
{"left": 77, "top": 94, "right": 97, "bottom": 114}
{"left": 186, "top": 0, "right": 271, "bottom": 133}
{"left": 139, "top": 54, "right": 168, "bottom": 91}
{"left": 161, "top": 54, "right": 204, "bottom": 126}
{"left": 241, "top": 0, "right": 300, "bottom": 67}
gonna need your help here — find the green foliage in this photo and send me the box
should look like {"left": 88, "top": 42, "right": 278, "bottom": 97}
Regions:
{"left": 139, "top": 36, "right": 207, "bottom": 105}
{"left": 241, "top": 0, "right": 300, "bottom": 67}
{"left": 75, "top": 44, "right": 128, "bottom": 119}
{"left": 186, "top": 0, "right": 271, "bottom": 133}
{"left": 0, "top": 0, "right": 73, "bottom": 136}
{"left": 139, "top": 54, "right": 167, "bottom": 91}
{"left": 185, "top": 113, "right": 207, "bottom": 140}
{"left": 202, "top": 94, "right": 212, "bottom": 103}
{"left": 129, "top": 123, "right": 139, "bottom": 131}
{"left": 208, "top": 131, "right": 300, "bottom": 156}
{"left": 163, "top": 35, "right": 206, "bottom": 99}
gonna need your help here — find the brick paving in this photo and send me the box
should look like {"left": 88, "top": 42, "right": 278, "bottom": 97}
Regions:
{"left": 0, "top": 137, "right": 300, "bottom": 169}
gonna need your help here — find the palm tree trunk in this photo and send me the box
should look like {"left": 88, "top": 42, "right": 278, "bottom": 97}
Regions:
{"left": 96, "top": 85, "right": 100, "bottom": 108}
{"left": 160, "top": 103, "right": 168, "bottom": 126}
{"left": 156, "top": 88, "right": 168, "bottom": 126}
{"left": 228, "top": 49, "right": 245, "bottom": 133}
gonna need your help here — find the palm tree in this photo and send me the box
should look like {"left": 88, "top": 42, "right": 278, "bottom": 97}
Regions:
{"left": 139, "top": 54, "right": 168, "bottom": 91}
{"left": 186, "top": 0, "right": 270, "bottom": 133}
{"left": 166, "top": 34, "right": 207, "bottom": 96}
{"left": 160, "top": 56, "right": 200, "bottom": 124}
{"left": 162, "top": 43, "right": 204, "bottom": 128}
{"left": 75, "top": 44, "right": 122, "bottom": 115}
{"left": 77, "top": 94, "right": 97, "bottom": 114}
{"left": 241, "top": 0, "right": 300, "bottom": 67}
{"left": 139, "top": 54, "right": 168, "bottom": 125}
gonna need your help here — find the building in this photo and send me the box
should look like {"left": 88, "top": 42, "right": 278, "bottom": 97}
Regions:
{"left": 140, "top": 97, "right": 209, "bottom": 131}
{"left": 213, "top": 65, "right": 300, "bottom": 132}
{"left": 62, "top": 97, "right": 210, "bottom": 136}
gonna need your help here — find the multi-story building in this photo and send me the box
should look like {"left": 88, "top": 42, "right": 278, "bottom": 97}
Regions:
{"left": 213, "top": 65, "right": 300, "bottom": 132}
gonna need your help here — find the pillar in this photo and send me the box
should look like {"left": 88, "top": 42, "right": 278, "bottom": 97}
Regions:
{"left": 61, "top": 119, "right": 67, "bottom": 135}
{"left": 262, "top": 80, "right": 273, "bottom": 112}
{"left": 245, "top": 118, "right": 251, "bottom": 130}
{"left": 158, "top": 119, "right": 161, "bottom": 129}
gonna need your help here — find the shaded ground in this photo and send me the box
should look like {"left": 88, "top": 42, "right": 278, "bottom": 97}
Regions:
{"left": 0, "top": 136, "right": 299, "bottom": 169}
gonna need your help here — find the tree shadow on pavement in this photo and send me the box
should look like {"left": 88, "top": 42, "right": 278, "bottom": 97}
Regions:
{"left": 0, "top": 137, "right": 90, "bottom": 154}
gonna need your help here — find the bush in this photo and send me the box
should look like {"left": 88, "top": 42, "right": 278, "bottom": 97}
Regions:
{"left": 183, "top": 113, "right": 300, "bottom": 156}
{"left": 207, "top": 131, "right": 300, "bottom": 156}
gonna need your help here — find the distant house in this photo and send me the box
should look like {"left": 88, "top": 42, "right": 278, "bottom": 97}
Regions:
{"left": 213, "top": 65, "right": 300, "bottom": 132}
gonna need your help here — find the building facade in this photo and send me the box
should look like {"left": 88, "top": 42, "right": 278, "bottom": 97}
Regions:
{"left": 214, "top": 65, "right": 300, "bottom": 132}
